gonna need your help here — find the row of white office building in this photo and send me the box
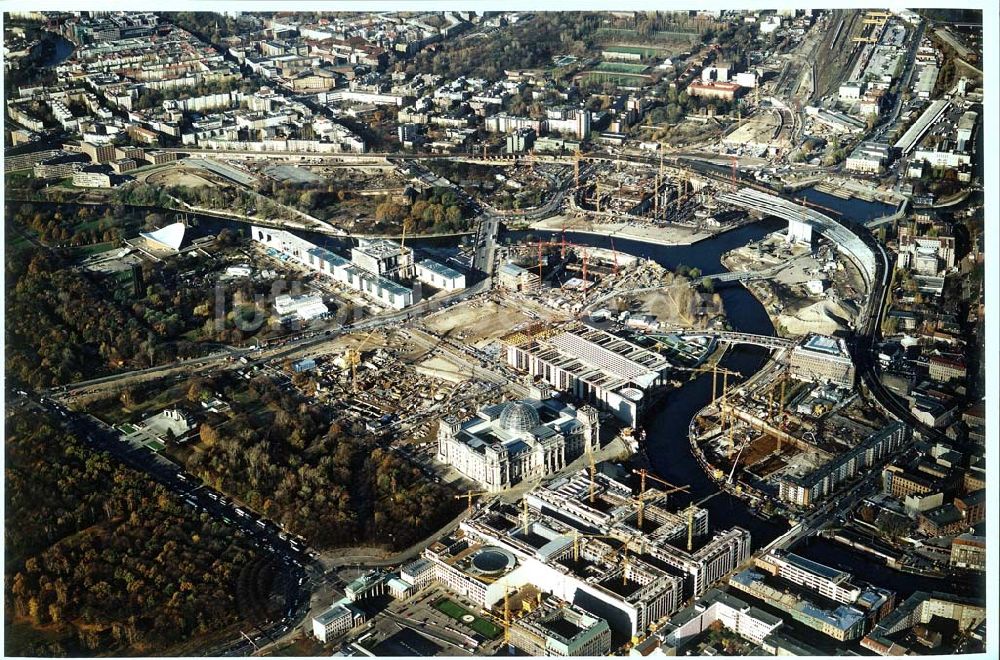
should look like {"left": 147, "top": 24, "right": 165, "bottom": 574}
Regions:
{"left": 251, "top": 226, "right": 465, "bottom": 309}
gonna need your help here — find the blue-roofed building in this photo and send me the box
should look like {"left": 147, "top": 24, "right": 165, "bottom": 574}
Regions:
{"left": 498, "top": 261, "right": 541, "bottom": 292}
{"left": 415, "top": 258, "right": 466, "bottom": 291}
{"left": 728, "top": 568, "right": 868, "bottom": 641}
{"left": 400, "top": 558, "right": 435, "bottom": 587}
{"left": 293, "top": 357, "right": 317, "bottom": 373}
{"left": 386, "top": 576, "right": 414, "bottom": 599}
{"left": 252, "top": 226, "right": 414, "bottom": 309}
{"left": 730, "top": 558, "right": 895, "bottom": 643}
{"left": 436, "top": 384, "right": 600, "bottom": 492}
{"left": 789, "top": 333, "right": 855, "bottom": 387}
{"left": 756, "top": 550, "right": 895, "bottom": 620}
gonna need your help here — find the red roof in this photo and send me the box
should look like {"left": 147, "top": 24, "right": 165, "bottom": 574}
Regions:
{"left": 688, "top": 81, "right": 741, "bottom": 92}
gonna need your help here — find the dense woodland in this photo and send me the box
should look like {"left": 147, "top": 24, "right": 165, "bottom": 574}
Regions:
{"left": 180, "top": 373, "right": 463, "bottom": 550}
{"left": 373, "top": 185, "right": 468, "bottom": 234}
{"left": 6, "top": 201, "right": 139, "bottom": 249}
{"left": 5, "top": 244, "right": 218, "bottom": 388}
{"left": 4, "top": 411, "right": 280, "bottom": 656}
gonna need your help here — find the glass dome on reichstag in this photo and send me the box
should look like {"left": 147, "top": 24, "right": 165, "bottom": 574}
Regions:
{"left": 498, "top": 401, "right": 541, "bottom": 433}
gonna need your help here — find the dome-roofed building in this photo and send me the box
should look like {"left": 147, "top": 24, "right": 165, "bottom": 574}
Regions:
{"left": 436, "top": 385, "right": 600, "bottom": 492}
{"left": 498, "top": 401, "right": 541, "bottom": 433}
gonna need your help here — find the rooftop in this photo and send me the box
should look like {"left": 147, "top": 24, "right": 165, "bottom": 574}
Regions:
{"left": 782, "top": 552, "right": 848, "bottom": 583}
{"left": 417, "top": 258, "right": 462, "bottom": 280}
{"left": 354, "top": 238, "right": 409, "bottom": 260}
{"left": 801, "top": 334, "right": 847, "bottom": 357}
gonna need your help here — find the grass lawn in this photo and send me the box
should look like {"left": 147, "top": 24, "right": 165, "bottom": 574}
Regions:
{"left": 72, "top": 241, "right": 116, "bottom": 257}
{"left": 432, "top": 598, "right": 502, "bottom": 640}
{"left": 603, "top": 45, "right": 665, "bottom": 58}
{"left": 433, "top": 597, "right": 467, "bottom": 619}
{"left": 582, "top": 71, "right": 651, "bottom": 86}
{"left": 469, "top": 618, "right": 502, "bottom": 640}
{"left": 594, "top": 61, "right": 650, "bottom": 74}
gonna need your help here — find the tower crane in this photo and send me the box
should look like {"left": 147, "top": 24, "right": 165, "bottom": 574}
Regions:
{"left": 587, "top": 446, "right": 597, "bottom": 503}
{"left": 632, "top": 469, "right": 689, "bottom": 527}
{"left": 347, "top": 328, "right": 380, "bottom": 393}
{"left": 598, "top": 537, "right": 636, "bottom": 585}
{"left": 399, "top": 216, "right": 412, "bottom": 253}
{"left": 454, "top": 490, "right": 491, "bottom": 511}
{"left": 568, "top": 530, "right": 626, "bottom": 563}
{"left": 476, "top": 585, "right": 548, "bottom": 654}
{"left": 684, "top": 503, "right": 698, "bottom": 552}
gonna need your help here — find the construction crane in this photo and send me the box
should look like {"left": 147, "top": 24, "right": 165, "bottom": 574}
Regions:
{"left": 454, "top": 490, "right": 491, "bottom": 511}
{"left": 862, "top": 11, "right": 889, "bottom": 25}
{"left": 399, "top": 216, "right": 412, "bottom": 253}
{"left": 569, "top": 530, "right": 625, "bottom": 563}
{"left": 684, "top": 503, "right": 698, "bottom": 552}
{"left": 536, "top": 240, "right": 544, "bottom": 281}
{"left": 675, "top": 171, "right": 688, "bottom": 216}
{"left": 347, "top": 328, "right": 380, "bottom": 393}
{"left": 632, "top": 469, "right": 689, "bottom": 527}
{"left": 656, "top": 154, "right": 665, "bottom": 219}
{"left": 673, "top": 362, "right": 739, "bottom": 405}
{"left": 599, "top": 536, "right": 635, "bottom": 585}
{"left": 726, "top": 405, "right": 738, "bottom": 460}
{"left": 587, "top": 446, "right": 597, "bottom": 503}
{"left": 477, "top": 585, "right": 548, "bottom": 654}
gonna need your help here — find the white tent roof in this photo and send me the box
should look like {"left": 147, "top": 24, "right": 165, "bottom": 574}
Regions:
{"left": 140, "top": 222, "right": 186, "bottom": 251}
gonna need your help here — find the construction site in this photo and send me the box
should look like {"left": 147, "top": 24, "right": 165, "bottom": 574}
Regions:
{"left": 720, "top": 227, "right": 866, "bottom": 338}
{"left": 689, "top": 341, "right": 899, "bottom": 513}
{"left": 399, "top": 466, "right": 752, "bottom": 649}
{"left": 573, "top": 158, "right": 744, "bottom": 231}
{"left": 494, "top": 231, "right": 729, "bottom": 333}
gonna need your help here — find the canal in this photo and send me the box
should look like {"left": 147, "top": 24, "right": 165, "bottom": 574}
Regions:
{"left": 511, "top": 223, "right": 789, "bottom": 545}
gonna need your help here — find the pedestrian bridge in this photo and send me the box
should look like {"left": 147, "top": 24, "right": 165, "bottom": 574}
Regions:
{"left": 680, "top": 331, "right": 794, "bottom": 350}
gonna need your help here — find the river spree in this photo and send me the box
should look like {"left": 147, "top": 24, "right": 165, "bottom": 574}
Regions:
{"left": 26, "top": 202, "right": 970, "bottom": 598}
{"left": 520, "top": 222, "right": 974, "bottom": 599}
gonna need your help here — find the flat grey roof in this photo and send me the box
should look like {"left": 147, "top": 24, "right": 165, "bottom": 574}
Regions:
{"left": 417, "top": 258, "right": 463, "bottom": 280}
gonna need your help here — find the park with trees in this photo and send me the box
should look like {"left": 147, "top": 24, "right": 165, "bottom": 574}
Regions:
{"left": 4, "top": 410, "right": 284, "bottom": 656}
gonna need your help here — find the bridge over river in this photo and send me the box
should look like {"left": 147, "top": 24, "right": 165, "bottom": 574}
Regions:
{"left": 671, "top": 331, "right": 794, "bottom": 350}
